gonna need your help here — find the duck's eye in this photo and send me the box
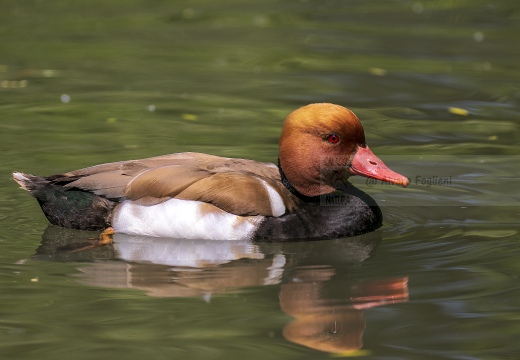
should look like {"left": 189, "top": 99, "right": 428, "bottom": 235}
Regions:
{"left": 327, "top": 134, "right": 340, "bottom": 144}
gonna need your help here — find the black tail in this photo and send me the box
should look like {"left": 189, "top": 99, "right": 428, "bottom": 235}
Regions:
{"left": 13, "top": 172, "right": 116, "bottom": 231}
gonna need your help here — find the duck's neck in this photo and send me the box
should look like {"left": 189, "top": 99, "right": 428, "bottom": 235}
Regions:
{"left": 278, "top": 159, "right": 322, "bottom": 202}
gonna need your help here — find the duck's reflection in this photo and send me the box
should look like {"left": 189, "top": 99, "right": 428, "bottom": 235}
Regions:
{"left": 34, "top": 225, "right": 408, "bottom": 353}
{"left": 280, "top": 267, "right": 408, "bottom": 353}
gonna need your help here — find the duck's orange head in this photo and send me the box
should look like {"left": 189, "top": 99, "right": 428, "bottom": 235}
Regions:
{"left": 279, "top": 103, "right": 409, "bottom": 197}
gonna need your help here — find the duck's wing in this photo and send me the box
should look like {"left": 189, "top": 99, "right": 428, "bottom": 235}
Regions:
{"left": 47, "top": 152, "right": 296, "bottom": 217}
{"left": 46, "top": 153, "right": 205, "bottom": 200}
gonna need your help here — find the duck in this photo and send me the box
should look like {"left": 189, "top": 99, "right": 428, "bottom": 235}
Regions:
{"left": 13, "top": 103, "right": 409, "bottom": 241}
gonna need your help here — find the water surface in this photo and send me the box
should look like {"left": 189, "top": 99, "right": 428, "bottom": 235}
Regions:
{"left": 1, "top": 1, "right": 519, "bottom": 359}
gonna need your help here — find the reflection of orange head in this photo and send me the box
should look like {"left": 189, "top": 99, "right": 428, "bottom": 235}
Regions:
{"left": 282, "top": 310, "right": 365, "bottom": 353}
{"left": 279, "top": 267, "right": 366, "bottom": 353}
{"left": 279, "top": 271, "right": 409, "bottom": 353}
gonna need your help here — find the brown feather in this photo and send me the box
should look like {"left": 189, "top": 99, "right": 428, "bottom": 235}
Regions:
{"left": 64, "top": 170, "right": 132, "bottom": 199}
{"left": 177, "top": 173, "right": 274, "bottom": 216}
{"left": 124, "top": 165, "right": 209, "bottom": 200}
{"left": 41, "top": 152, "right": 297, "bottom": 217}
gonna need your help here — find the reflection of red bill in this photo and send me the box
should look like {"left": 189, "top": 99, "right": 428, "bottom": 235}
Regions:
{"left": 350, "top": 277, "right": 409, "bottom": 310}
{"left": 350, "top": 146, "right": 409, "bottom": 187}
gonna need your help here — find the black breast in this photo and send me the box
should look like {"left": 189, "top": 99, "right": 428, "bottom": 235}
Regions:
{"left": 253, "top": 184, "right": 382, "bottom": 241}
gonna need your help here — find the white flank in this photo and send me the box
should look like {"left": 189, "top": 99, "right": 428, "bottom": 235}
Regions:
{"left": 258, "top": 179, "right": 286, "bottom": 217}
{"left": 112, "top": 198, "right": 264, "bottom": 240}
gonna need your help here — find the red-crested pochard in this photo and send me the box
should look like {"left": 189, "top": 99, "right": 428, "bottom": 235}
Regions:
{"left": 13, "top": 103, "right": 408, "bottom": 241}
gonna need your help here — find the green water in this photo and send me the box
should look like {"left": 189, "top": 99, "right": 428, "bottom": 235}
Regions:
{"left": 1, "top": 1, "right": 519, "bottom": 359}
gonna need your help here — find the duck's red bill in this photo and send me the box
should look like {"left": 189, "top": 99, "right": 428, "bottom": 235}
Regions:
{"left": 350, "top": 146, "right": 409, "bottom": 187}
